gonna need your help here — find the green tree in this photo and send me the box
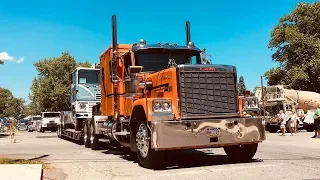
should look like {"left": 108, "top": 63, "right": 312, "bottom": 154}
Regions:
{"left": 29, "top": 51, "right": 92, "bottom": 112}
{"left": 76, "top": 60, "right": 92, "bottom": 68}
{"left": 265, "top": 2, "right": 320, "bottom": 92}
{"left": 0, "top": 88, "right": 26, "bottom": 118}
{"left": 237, "top": 76, "right": 246, "bottom": 95}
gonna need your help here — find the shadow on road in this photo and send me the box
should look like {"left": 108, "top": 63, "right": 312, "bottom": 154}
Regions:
{"left": 36, "top": 135, "right": 58, "bottom": 139}
{"left": 0, "top": 134, "right": 9, "bottom": 138}
{"left": 101, "top": 147, "right": 263, "bottom": 170}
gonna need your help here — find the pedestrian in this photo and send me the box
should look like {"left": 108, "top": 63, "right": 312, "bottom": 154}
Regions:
{"left": 289, "top": 109, "right": 297, "bottom": 136}
{"left": 312, "top": 104, "right": 320, "bottom": 138}
{"left": 279, "top": 110, "right": 287, "bottom": 136}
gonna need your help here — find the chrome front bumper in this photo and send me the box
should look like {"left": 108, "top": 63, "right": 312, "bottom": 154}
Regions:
{"left": 150, "top": 117, "right": 266, "bottom": 150}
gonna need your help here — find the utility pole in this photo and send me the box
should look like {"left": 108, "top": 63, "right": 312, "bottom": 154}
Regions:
{"left": 261, "top": 75, "right": 266, "bottom": 119}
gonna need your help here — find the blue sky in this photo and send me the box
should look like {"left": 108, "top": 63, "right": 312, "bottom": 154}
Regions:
{"left": 0, "top": 0, "right": 316, "bottom": 103}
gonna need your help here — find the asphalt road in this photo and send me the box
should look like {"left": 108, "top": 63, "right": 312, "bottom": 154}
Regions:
{"left": 0, "top": 130, "right": 320, "bottom": 180}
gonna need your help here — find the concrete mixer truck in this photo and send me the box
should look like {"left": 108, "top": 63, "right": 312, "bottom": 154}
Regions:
{"left": 255, "top": 85, "right": 320, "bottom": 133}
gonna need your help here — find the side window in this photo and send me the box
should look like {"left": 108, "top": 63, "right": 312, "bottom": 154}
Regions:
{"left": 123, "top": 53, "right": 132, "bottom": 76}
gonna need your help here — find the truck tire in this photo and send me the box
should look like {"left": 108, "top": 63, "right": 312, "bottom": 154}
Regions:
{"left": 90, "top": 120, "right": 102, "bottom": 150}
{"left": 135, "top": 121, "right": 165, "bottom": 169}
{"left": 223, "top": 143, "right": 258, "bottom": 163}
{"left": 305, "top": 126, "right": 314, "bottom": 132}
{"left": 57, "top": 125, "right": 61, "bottom": 138}
{"left": 75, "top": 119, "right": 83, "bottom": 131}
{"left": 268, "top": 127, "right": 278, "bottom": 133}
{"left": 83, "top": 120, "right": 91, "bottom": 148}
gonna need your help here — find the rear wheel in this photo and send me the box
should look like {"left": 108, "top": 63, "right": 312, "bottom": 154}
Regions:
{"left": 135, "top": 121, "right": 165, "bottom": 169}
{"left": 223, "top": 143, "right": 258, "bottom": 163}
{"left": 83, "top": 120, "right": 91, "bottom": 148}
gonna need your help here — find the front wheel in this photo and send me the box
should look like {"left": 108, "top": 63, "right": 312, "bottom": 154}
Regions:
{"left": 135, "top": 121, "right": 165, "bottom": 169}
{"left": 223, "top": 143, "right": 258, "bottom": 163}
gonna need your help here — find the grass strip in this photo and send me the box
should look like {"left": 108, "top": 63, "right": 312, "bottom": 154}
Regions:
{"left": 0, "top": 157, "right": 49, "bottom": 169}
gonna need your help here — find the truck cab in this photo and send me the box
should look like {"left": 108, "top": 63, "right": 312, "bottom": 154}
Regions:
{"left": 38, "top": 112, "right": 60, "bottom": 132}
{"left": 70, "top": 65, "right": 101, "bottom": 130}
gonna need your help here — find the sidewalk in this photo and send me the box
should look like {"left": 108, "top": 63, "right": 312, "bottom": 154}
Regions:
{"left": 0, "top": 164, "right": 43, "bottom": 180}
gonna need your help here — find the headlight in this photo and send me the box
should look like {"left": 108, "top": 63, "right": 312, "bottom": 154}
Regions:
{"left": 243, "top": 98, "right": 258, "bottom": 108}
{"left": 250, "top": 100, "right": 256, "bottom": 107}
{"left": 152, "top": 99, "right": 172, "bottom": 112}
{"left": 79, "top": 103, "right": 87, "bottom": 110}
{"left": 244, "top": 100, "right": 249, "bottom": 107}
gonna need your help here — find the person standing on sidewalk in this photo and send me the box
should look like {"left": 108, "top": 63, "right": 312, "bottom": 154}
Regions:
{"left": 312, "top": 104, "right": 320, "bottom": 138}
{"left": 289, "top": 109, "right": 298, "bottom": 136}
{"left": 279, "top": 110, "right": 287, "bottom": 136}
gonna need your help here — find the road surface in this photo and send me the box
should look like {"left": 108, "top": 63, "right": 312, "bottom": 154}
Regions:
{"left": 0, "top": 130, "right": 319, "bottom": 180}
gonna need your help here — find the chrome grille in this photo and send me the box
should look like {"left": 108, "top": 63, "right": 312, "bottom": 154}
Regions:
{"left": 177, "top": 66, "right": 238, "bottom": 117}
{"left": 95, "top": 94, "right": 101, "bottom": 100}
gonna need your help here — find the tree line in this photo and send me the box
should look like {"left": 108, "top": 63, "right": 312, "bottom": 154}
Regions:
{"left": 0, "top": 52, "right": 91, "bottom": 118}
{"left": 1, "top": 1, "right": 319, "bottom": 117}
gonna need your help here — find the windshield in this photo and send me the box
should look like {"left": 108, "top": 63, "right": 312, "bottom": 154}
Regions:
{"left": 32, "top": 117, "right": 41, "bottom": 120}
{"left": 265, "top": 104, "right": 284, "bottom": 116}
{"left": 43, "top": 113, "right": 60, "bottom": 118}
{"left": 135, "top": 50, "right": 201, "bottom": 72}
{"left": 78, "top": 69, "right": 100, "bottom": 84}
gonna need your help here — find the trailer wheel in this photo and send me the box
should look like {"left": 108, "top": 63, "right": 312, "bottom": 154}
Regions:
{"left": 223, "top": 143, "right": 258, "bottom": 163}
{"left": 83, "top": 120, "right": 91, "bottom": 148}
{"left": 135, "top": 121, "right": 165, "bottom": 169}
{"left": 90, "top": 120, "right": 102, "bottom": 150}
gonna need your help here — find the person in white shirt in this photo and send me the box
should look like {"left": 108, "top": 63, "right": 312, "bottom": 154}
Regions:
{"left": 279, "top": 110, "right": 287, "bottom": 136}
{"left": 289, "top": 109, "right": 298, "bottom": 136}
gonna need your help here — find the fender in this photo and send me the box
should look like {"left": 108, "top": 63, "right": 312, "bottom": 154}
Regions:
{"left": 132, "top": 98, "right": 155, "bottom": 121}
{"left": 131, "top": 98, "right": 176, "bottom": 121}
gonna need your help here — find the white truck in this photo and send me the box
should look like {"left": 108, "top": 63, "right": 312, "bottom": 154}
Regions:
{"left": 38, "top": 112, "right": 60, "bottom": 133}
{"left": 255, "top": 85, "right": 320, "bottom": 132}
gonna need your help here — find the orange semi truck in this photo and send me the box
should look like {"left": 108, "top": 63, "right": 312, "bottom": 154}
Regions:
{"left": 59, "top": 15, "right": 266, "bottom": 169}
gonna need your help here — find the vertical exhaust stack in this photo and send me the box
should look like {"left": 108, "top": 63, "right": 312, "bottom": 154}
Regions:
{"left": 185, "top": 21, "right": 191, "bottom": 45}
{"left": 111, "top": 15, "right": 118, "bottom": 82}
{"left": 112, "top": 15, "right": 118, "bottom": 57}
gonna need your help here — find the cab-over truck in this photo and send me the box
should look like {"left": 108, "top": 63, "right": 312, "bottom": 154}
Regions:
{"left": 59, "top": 15, "right": 266, "bottom": 169}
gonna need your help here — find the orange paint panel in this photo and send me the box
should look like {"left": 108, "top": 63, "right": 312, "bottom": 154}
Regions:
{"left": 99, "top": 44, "right": 132, "bottom": 117}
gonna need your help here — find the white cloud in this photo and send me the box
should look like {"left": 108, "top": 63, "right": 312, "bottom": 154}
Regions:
{"left": 16, "top": 57, "right": 25, "bottom": 63}
{"left": 0, "top": 52, "right": 25, "bottom": 63}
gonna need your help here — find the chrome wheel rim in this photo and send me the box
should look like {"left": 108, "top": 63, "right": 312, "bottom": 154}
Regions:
{"left": 90, "top": 124, "right": 94, "bottom": 144}
{"left": 136, "top": 123, "right": 149, "bottom": 158}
